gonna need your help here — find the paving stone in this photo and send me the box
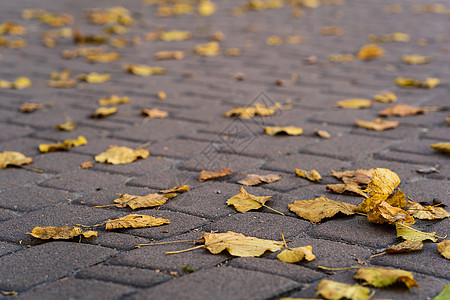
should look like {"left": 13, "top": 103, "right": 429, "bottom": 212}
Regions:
{"left": 0, "top": 123, "right": 33, "bottom": 142}
{"left": 128, "top": 266, "right": 300, "bottom": 300}
{"left": 84, "top": 231, "right": 152, "bottom": 251}
{"left": 179, "top": 153, "right": 263, "bottom": 172}
{"left": 150, "top": 138, "right": 215, "bottom": 159}
{"left": 75, "top": 265, "right": 171, "bottom": 288}
{"left": 0, "top": 242, "right": 116, "bottom": 291}
{"left": 16, "top": 279, "right": 134, "bottom": 300}
{"left": 92, "top": 156, "right": 174, "bottom": 176}
{"left": 32, "top": 126, "right": 108, "bottom": 142}
{"left": 0, "top": 208, "right": 19, "bottom": 222}
{"left": 423, "top": 126, "right": 450, "bottom": 141}
{"left": 374, "top": 150, "right": 447, "bottom": 166}
{"left": 0, "top": 137, "right": 52, "bottom": 157}
{"left": 400, "top": 179, "right": 449, "bottom": 207}
{"left": 0, "top": 241, "right": 21, "bottom": 257}
{"left": 126, "top": 169, "right": 200, "bottom": 190}
{"left": 0, "top": 169, "right": 47, "bottom": 190}
{"left": 0, "top": 186, "right": 72, "bottom": 212}
{"left": 74, "top": 185, "right": 158, "bottom": 207}
{"left": 71, "top": 138, "right": 142, "bottom": 156}
{"left": 262, "top": 153, "right": 350, "bottom": 174}
{"left": 390, "top": 139, "right": 439, "bottom": 155}
{"left": 30, "top": 152, "right": 93, "bottom": 174}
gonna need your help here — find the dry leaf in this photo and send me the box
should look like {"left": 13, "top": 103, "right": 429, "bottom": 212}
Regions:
{"left": 238, "top": 174, "right": 281, "bottom": 186}
{"left": 288, "top": 197, "right": 356, "bottom": 223}
{"left": 354, "top": 267, "right": 418, "bottom": 289}
{"left": 373, "top": 92, "right": 397, "bottom": 103}
{"left": 194, "top": 41, "right": 220, "bottom": 56}
{"left": 198, "top": 0, "right": 216, "bottom": 16}
{"left": 124, "top": 64, "right": 167, "bottom": 76}
{"left": 157, "top": 91, "right": 166, "bottom": 100}
{"left": 336, "top": 99, "right": 372, "bottom": 109}
{"left": 266, "top": 36, "right": 282, "bottom": 46}
{"left": 80, "top": 161, "right": 94, "bottom": 169}
{"left": 264, "top": 126, "right": 303, "bottom": 136}
{"left": 357, "top": 44, "right": 385, "bottom": 60}
{"left": 112, "top": 193, "right": 169, "bottom": 209}
{"left": 73, "top": 29, "right": 108, "bottom": 45}
{"left": 226, "top": 48, "right": 241, "bottom": 56}
{"left": 154, "top": 50, "right": 184, "bottom": 60}
{"left": 226, "top": 187, "right": 275, "bottom": 213}
{"left": 378, "top": 104, "right": 426, "bottom": 117}
{"left": 20, "top": 102, "right": 45, "bottom": 113}
{"left": 54, "top": 120, "right": 76, "bottom": 131}
{"left": 431, "top": 142, "right": 450, "bottom": 154}
{"left": 98, "top": 95, "right": 130, "bottom": 106}
{"left": 386, "top": 240, "right": 423, "bottom": 253}
{"left": 364, "top": 168, "right": 400, "bottom": 198}
{"left": 385, "top": 189, "right": 407, "bottom": 208}
{"left": 28, "top": 226, "right": 97, "bottom": 240}
{"left": 295, "top": 168, "right": 322, "bottom": 182}
{"left": 0, "top": 151, "right": 33, "bottom": 169}
{"left": 224, "top": 102, "right": 285, "bottom": 118}
{"left": 405, "top": 202, "right": 450, "bottom": 220}
{"left": 91, "top": 107, "right": 118, "bottom": 118}
{"left": 78, "top": 72, "right": 110, "bottom": 83}
{"left": 315, "top": 129, "right": 331, "bottom": 139}
{"left": 39, "top": 136, "right": 87, "bottom": 153}
{"left": 277, "top": 245, "right": 315, "bottom": 263}
{"left": 331, "top": 169, "right": 374, "bottom": 186}
{"left": 105, "top": 214, "right": 169, "bottom": 230}
{"left": 316, "top": 280, "right": 371, "bottom": 300}
{"left": 437, "top": 240, "right": 450, "bottom": 259}
{"left": 160, "top": 185, "right": 190, "bottom": 194}
{"left": 321, "top": 26, "right": 344, "bottom": 36}
{"left": 395, "top": 77, "right": 439, "bottom": 88}
{"left": 141, "top": 108, "right": 168, "bottom": 118}
{"left": 199, "top": 168, "right": 232, "bottom": 181}
{"left": 402, "top": 55, "right": 432, "bottom": 65}
{"left": 396, "top": 223, "right": 438, "bottom": 242}
{"left": 95, "top": 146, "right": 149, "bottom": 164}
{"left": 433, "top": 285, "right": 450, "bottom": 300}
{"left": 329, "top": 53, "right": 354, "bottom": 63}
{"left": 355, "top": 118, "right": 399, "bottom": 131}
{"left": 326, "top": 183, "right": 367, "bottom": 197}
{"left": 368, "top": 32, "right": 409, "bottom": 43}
{"left": 159, "top": 30, "right": 192, "bottom": 41}
{"left": 367, "top": 201, "right": 415, "bottom": 226}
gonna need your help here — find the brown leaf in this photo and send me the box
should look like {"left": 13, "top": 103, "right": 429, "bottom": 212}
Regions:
{"left": 386, "top": 240, "right": 423, "bottom": 254}
{"left": 28, "top": 226, "right": 97, "bottom": 240}
{"left": 39, "top": 136, "right": 87, "bottom": 153}
{"left": 20, "top": 102, "right": 45, "bottom": 113}
{"left": 385, "top": 189, "right": 407, "bottom": 208}
{"left": 355, "top": 118, "right": 399, "bottom": 131}
{"left": 95, "top": 146, "right": 149, "bottom": 164}
{"left": 331, "top": 168, "right": 374, "bottom": 186}
{"left": 326, "top": 182, "right": 367, "bottom": 197}
{"left": 124, "top": 64, "right": 166, "bottom": 76}
{"left": 357, "top": 44, "right": 385, "bottom": 60}
{"left": 105, "top": 214, "right": 170, "bottom": 230}
{"left": 295, "top": 168, "right": 322, "bottom": 182}
{"left": 80, "top": 161, "right": 94, "bottom": 169}
{"left": 199, "top": 168, "right": 232, "bottom": 181}
{"left": 336, "top": 99, "right": 372, "bottom": 109}
{"left": 226, "top": 187, "right": 273, "bottom": 213}
{"left": 367, "top": 201, "right": 415, "bottom": 226}
{"left": 237, "top": 174, "right": 281, "bottom": 186}
{"left": 437, "top": 240, "right": 450, "bottom": 259}
{"left": 0, "top": 151, "right": 33, "bottom": 169}
{"left": 405, "top": 202, "right": 450, "bottom": 220}
{"left": 141, "top": 108, "right": 168, "bottom": 118}
{"left": 85, "top": 52, "right": 121, "bottom": 63}
{"left": 288, "top": 197, "right": 356, "bottom": 223}
{"left": 112, "top": 193, "right": 169, "bottom": 209}
{"left": 431, "top": 142, "right": 450, "bottom": 154}
{"left": 378, "top": 104, "right": 426, "bottom": 117}
{"left": 160, "top": 185, "right": 190, "bottom": 194}
{"left": 91, "top": 107, "right": 118, "bottom": 118}
{"left": 364, "top": 168, "right": 400, "bottom": 198}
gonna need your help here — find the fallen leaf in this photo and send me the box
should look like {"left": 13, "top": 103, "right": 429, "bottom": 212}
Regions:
{"left": 433, "top": 285, "right": 450, "bottom": 300}
{"left": 329, "top": 54, "right": 354, "bottom": 63}
{"left": 364, "top": 168, "right": 400, "bottom": 198}
{"left": 238, "top": 174, "right": 281, "bottom": 186}
{"left": 54, "top": 120, "right": 76, "bottom": 131}
{"left": 73, "top": 29, "right": 108, "bottom": 45}
{"left": 367, "top": 201, "right": 415, "bottom": 226}
{"left": 357, "top": 44, "right": 385, "bottom": 60}
{"left": 264, "top": 126, "right": 303, "bottom": 136}
{"left": 141, "top": 108, "right": 168, "bottom": 118}
{"left": 110, "top": 193, "right": 169, "bottom": 209}
{"left": 78, "top": 72, "right": 111, "bottom": 83}
{"left": 199, "top": 168, "right": 232, "bottom": 181}
{"left": 403, "top": 54, "right": 432, "bottom": 65}
{"left": 80, "top": 161, "right": 94, "bottom": 169}
{"left": 39, "top": 136, "right": 87, "bottom": 153}
{"left": 321, "top": 26, "right": 344, "bottom": 36}
{"left": 378, "top": 104, "right": 426, "bottom": 117}
{"left": 154, "top": 50, "right": 184, "bottom": 60}
{"left": 416, "top": 166, "right": 439, "bottom": 174}
{"left": 315, "top": 129, "right": 331, "bottom": 139}
{"left": 368, "top": 32, "right": 410, "bottom": 43}
{"left": 124, "top": 64, "right": 167, "bottom": 76}
{"left": 295, "top": 168, "right": 322, "bottom": 182}
{"left": 105, "top": 214, "right": 170, "bottom": 230}
{"left": 430, "top": 142, "right": 450, "bottom": 154}
{"left": 373, "top": 92, "right": 397, "bottom": 103}
{"left": 355, "top": 118, "right": 399, "bottom": 131}
{"left": 0, "top": 21, "right": 27, "bottom": 35}
{"left": 395, "top": 77, "right": 439, "bottom": 88}
{"left": 28, "top": 226, "right": 97, "bottom": 239}
{"left": 405, "top": 202, "right": 450, "bottom": 220}
{"left": 225, "top": 48, "right": 241, "bottom": 56}
{"left": 95, "top": 146, "right": 149, "bottom": 164}
{"left": 278, "top": 245, "right": 315, "bottom": 263}
{"left": 98, "top": 95, "right": 130, "bottom": 106}
{"left": 194, "top": 41, "right": 220, "bottom": 56}
{"left": 224, "top": 102, "right": 285, "bottom": 118}
{"left": 386, "top": 240, "right": 423, "bottom": 253}
{"left": 160, "top": 185, "right": 190, "bottom": 194}
{"left": 159, "top": 30, "right": 192, "bottom": 41}
{"left": 266, "top": 36, "right": 282, "bottom": 46}
{"left": 437, "top": 240, "right": 450, "bottom": 259}
{"left": 85, "top": 52, "right": 121, "bottom": 63}
{"left": 13, "top": 77, "right": 31, "bottom": 89}
{"left": 316, "top": 280, "right": 371, "bottom": 300}
{"left": 336, "top": 99, "right": 372, "bottom": 109}
{"left": 385, "top": 189, "right": 407, "bottom": 208}
{"left": 396, "top": 223, "right": 439, "bottom": 242}
{"left": 226, "top": 187, "right": 282, "bottom": 215}
{"left": 0, "top": 151, "right": 33, "bottom": 169}
{"left": 198, "top": 0, "right": 216, "bottom": 16}
{"left": 331, "top": 169, "right": 374, "bottom": 186}
{"left": 288, "top": 197, "right": 356, "bottom": 223}
{"left": 354, "top": 267, "right": 418, "bottom": 288}
{"left": 157, "top": 91, "right": 166, "bottom": 100}
{"left": 20, "top": 102, "right": 45, "bottom": 113}
{"left": 91, "top": 107, "right": 118, "bottom": 118}
{"left": 326, "top": 183, "right": 367, "bottom": 197}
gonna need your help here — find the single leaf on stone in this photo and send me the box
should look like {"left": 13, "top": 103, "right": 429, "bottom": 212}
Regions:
{"left": 194, "top": 41, "right": 220, "bottom": 56}
{"left": 105, "top": 214, "right": 170, "bottom": 230}
{"left": 326, "top": 183, "right": 367, "bottom": 197}
{"left": 154, "top": 50, "right": 184, "bottom": 60}
{"left": 124, "top": 64, "right": 167, "bottom": 76}
{"left": 395, "top": 77, "right": 439, "bottom": 89}
{"left": 91, "top": 106, "right": 118, "bottom": 118}
{"left": 198, "top": 0, "right": 216, "bottom": 16}
{"left": 199, "top": 168, "right": 232, "bottom": 181}
{"left": 278, "top": 245, "right": 315, "bottom": 263}
{"left": 80, "top": 161, "right": 94, "bottom": 169}
{"left": 20, "top": 102, "right": 45, "bottom": 113}
{"left": 159, "top": 30, "right": 192, "bottom": 41}
{"left": 54, "top": 120, "right": 76, "bottom": 131}
{"left": 336, "top": 99, "right": 372, "bottom": 109}
{"left": 226, "top": 187, "right": 282, "bottom": 214}
{"left": 385, "top": 189, "right": 407, "bottom": 208}
{"left": 433, "top": 285, "right": 450, "bottom": 300}
{"left": 85, "top": 52, "right": 121, "bottom": 63}
{"left": 357, "top": 44, "right": 385, "bottom": 60}
{"left": 437, "top": 240, "right": 450, "bottom": 259}
{"left": 238, "top": 174, "right": 281, "bottom": 186}
{"left": 354, "top": 194, "right": 388, "bottom": 214}
{"left": 355, "top": 118, "right": 399, "bottom": 131}
{"left": 405, "top": 202, "right": 450, "bottom": 220}
{"left": 78, "top": 72, "right": 110, "bottom": 83}
{"left": 402, "top": 54, "right": 432, "bottom": 65}
{"left": 288, "top": 197, "right": 356, "bottom": 223}
{"left": 315, "top": 129, "right": 331, "bottom": 139}
{"left": 331, "top": 169, "right": 374, "bottom": 186}
{"left": 98, "top": 95, "right": 130, "bottom": 106}
{"left": 160, "top": 185, "right": 190, "bottom": 194}
{"left": 316, "top": 280, "right": 371, "bottom": 300}
{"left": 264, "top": 126, "right": 303, "bottom": 136}
{"left": 0, "top": 151, "right": 33, "bottom": 169}
{"left": 27, "top": 226, "right": 97, "bottom": 240}
{"left": 367, "top": 201, "right": 415, "bottom": 226}
{"left": 396, "top": 223, "right": 439, "bottom": 242}
{"left": 224, "top": 102, "right": 285, "bottom": 118}
{"left": 373, "top": 92, "right": 397, "bottom": 103}
{"left": 431, "top": 142, "right": 450, "bottom": 154}
{"left": 295, "top": 168, "right": 321, "bottom": 182}
{"left": 378, "top": 104, "right": 426, "bottom": 117}
{"left": 39, "top": 136, "right": 87, "bottom": 153}
{"left": 141, "top": 108, "right": 168, "bottom": 118}
{"left": 111, "top": 193, "right": 169, "bottom": 209}
{"left": 95, "top": 146, "right": 149, "bottom": 164}
{"left": 364, "top": 168, "right": 400, "bottom": 198}
{"left": 354, "top": 267, "right": 418, "bottom": 289}
{"left": 13, "top": 77, "right": 32, "bottom": 89}
{"left": 386, "top": 240, "right": 423, "bottom": 254}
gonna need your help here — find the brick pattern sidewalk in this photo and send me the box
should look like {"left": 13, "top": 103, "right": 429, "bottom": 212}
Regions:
{"left": 0, "top": 0, "right": 449, "bottom": 299}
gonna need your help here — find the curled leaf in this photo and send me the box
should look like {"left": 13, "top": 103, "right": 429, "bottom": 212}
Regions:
{"left": 98, "top": 95, "right": 130, "bottom": 106}
{"left": 354, "top": 267, "right": 418, "bottom": 289}
{"left": 95, "top": 146, "right": 149, "bottom": 164}
{"left": 437, "top": 240, "right": 450, "bottom": 259}
{"left": 396, "top": 223, "right": 438, "bottom": 242}
{"left": 364, "top": 168, "right": 400, "bottom": 198}
{"left": 367, "top": 201, "right": 415, "bottom": 226}
{"left": 224, "top": 102, "right": 285, "bottom": 118}
{"left": 373, "top": 92, "right": 397, "bottom": 103}
{"left": 316, "top": 280, "right": 371, "bottom": 300}
{"left": 378, "top": 104, "right": 426, "bottom": 117}
{"left": 78, "top": 72, "right": 110, "bottom": 83}
{"left": 199, "top": 168, "right": 232, "bottom": 181}
{"left": 105, "top": 214, "right": 170, "bottom": 230}
{"left": 28, "top": 226, "right": 97, "bottom": 240}
{"left": 20, "top": 102, "right": 45, "bottom": 113}
{"left": 141, "top": 108, "right": 168, "bottom": 118}
{"left": 405, "top": 202, "right": 449, "bottom": 220}
{"left": 295, "top": 168, "right": 321, "bottom": 182}
{"left": 386, "top": 240, "right": 423, "bottom": 254}
{"left": 194, "top": 41, "right": 220, "bottom": 56}
{"left": 124, "top": 64, "right": 166, "bottom": 76}
{"left": 355, "top": 118, "right": 399, "bottom": 131}
{"left": 331, "top": 169, "right": 374, "bottom": 186}
{"left": 395, "top": 77, "right": 439, "bottom": 89}
{"left": 431, "top": 142, "right": 450, "bottom": 154}
{"left": 91, "top": 107, "right": 118, "bottom": 118}
{"left": 357, "top": 44, "right": 385, "bottom": 60}
{"left": 385, "top": 189, "right": 407, "bottom": 208}
{"left": 39, "top": 136, "right": 87, "bottom": 153}
{"left": 315, "top": 129, "right": 331, "bottom": 139}
{"left": 237, "top": 174, "right": 281, "bottom": 186}
{"left": 264, "top": 126, "right": 303, "bottom": 136}
{"left": 326, "top": 183, "right": 367, "bottom": 197}
{"left": 288, "top": 197, "right": 356, "bottom": 223}
{"left": 0, "top": 151, "right": 33, "bottom": 169}
{"left": 160, "top": 185, "right": 190, "bottom": 194}
{"left": 54, "top": 120, "right": 76, "bottom": 131}
{"left": 277, "top": 245, "right": 315, "bottom": 263}
{"left": 154, "top": 50, "right": 184, "bottom": 60}
{"left": 336, "top": 99, "right": 372, "bottom": 109}
{"left": 111, "top": 193, "right": 169, "bottom": 209}
{"left": 403, "top": 54, "right": 432, "bottom": 65}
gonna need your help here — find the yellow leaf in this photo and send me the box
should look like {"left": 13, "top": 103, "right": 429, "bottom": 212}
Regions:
{"left": 95, "top": 146, "right": 149, "bottom": 164}
{"left": 199, "top": 168, "right": 232, "bottom": 181}
{"left": 378, "top": 104, "right": 426, "bottom": 117}
{"left": 112, "top": 193, "right": 169, "bottom": 209}
{"left": 315, "top": 129, "right": 331, "bottom": 139}
{"left": 336, "top": 99, "right": 372, "bottom": 109}
{"left": 105, "top": 214, "right": 169, "bottom": 230}
{"left": 354, "top": 267, "right": 418, "bottom": 289}
{"left": 331, "top": 169, "right": 374, "bottom": 186}
{"left": 98, "top": 95, "right": 130, "bottom": 106}
{"left": 223, "top": 102, "right": 285, "bottom": 118}
{"left": 357, "top": 44, "right": 385, "bottom": 60}
{"left": 373, "top": 92, "right": 397, "bottom": 103}
{"left": 54, "top": 120, "right": 77, "bottom": 131}
{"left": 157, "top": 91, "right": 167, "bottom": 100}
{"left": 160, "top": 185, "right": 190, "bottom": 194}
{"left": 19, "top": 102, "right": 45, "bottom": 113}
{"left": 266, "top": 36, "right": 282, "bottom": 46}
{"left": 431, "top": 142, "right": 450, "bottom": 154}
{"left": 48, "top": 78, "right": 76, "bottom": 88}
{"left": 402, "top": 54, "right": 432, "bottom": 65}
{"left": 355, "top": 118, "right": 399, "bottom": 131}
{"left": 326, "top": 183, "right": 367, "bottom": 197}
{"left": 124, "top": 64, "right": 167, "bottom": 76}
{"left": 0, "top": 151, "right": 33, "bottom": 169}
{"left": 159, "top": 30, "right": 192, "bottom": 41}
{"left": 85, "top": 52, "right": 120, "bottom": 63}
{"left": 405, "top": 202, "right": 450, "bottom": 220}
{"left": 367, "top": 201, "right": 415, "bottom": 226}
{"left": 226, "top": 48, "right": 241, "bottom": 56}
{"left": 396, "top": 223, "right": 438, "bottom": 242}
{"left": 385, "top": 189, "right": 407, "bottom": 208}
{"left": 433, "top": 285, "right": 450, "bottom": 300}
{"left": 386, "top": 240, "right": 423, "bottom": 253}
{"left": 39, "top": 136, "right": 87, "bottom": 153}
{"left": 154, "top": 50, "right": 184, "bottom": 60}
{"left": 277, "top": 245, "right": 315, "bottom": 263}
{"left": 198, "top": 0, "right": 216, "bottom": 16}
{"left": 237, "top": 174, "right": 281, "bottom": 186}
{"left": 395, "top": 77, "right": 439, "bottom": 88}
{"left": 27, "top": 226, "right": 97, "bottom": 239}
{"left": 0, "top": 80, "right": 12, "bottom": 89}
{"left": 91, "top": 106, "right": 118, "bottom": 118}
{"left": 364, "top": 168, "right": 400, "bottom": 198}
{"left": 295, "top": 168, "right": 321, "bottom": 182}
{"left": 80, "top": 161, "right": 94, "bottom": 169}
{"left": 437, "top": 240, "right": 450, "bottom": 259}
{"left": 78, "top": 72, "right": 110, "bottom": 83}
{"left": 13, "top": 77, "right": 31, "bottom": 89}
{"left": 141, "top": 108, "right": 168, "bottom": 118}
{"left": 264, "top": 126, "right": 303, "bottom": 136}
{"left": 288, "top": 197, "right": 356, "bottom": 223}
{"left": 316, "top": 280, "right": 371, "bottom": 300}
{"left": 194, "top": 41, "right": 221, "bottom": 56}
{"left": 329, "top": 53, "right": 354, "bottom": 63}
{"left": 226, "top": 187, "right": 275, "bottom": 213}
{"left": 321, "top": 26, "right": 344, "bottom": 36}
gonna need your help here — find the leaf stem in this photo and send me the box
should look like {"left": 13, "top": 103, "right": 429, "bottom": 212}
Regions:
{"left": 19, "top": 165, "right": 44, "bottom": 173}
{"left": 135, "top": 239, "right": 196, "bottom": 248}
{"left": 75, "top": 222, "right": 105, "bottom": 228}
{"left": 281, "top": 233, "right": 289, "bottom": 249}
{"left": 370, "top": 252, "right": 386, "bottom": 258}
{"left": 93, "top": 204, "right": 117, "bottom": 208}
{"left": 318, "top": 266, "right": 361, "bottom": 271}
{"left": 262, "top": 204, "right": 285, "bottom": 216}
{"left": 165, "top": 245, "right": 204, "bottom": 255}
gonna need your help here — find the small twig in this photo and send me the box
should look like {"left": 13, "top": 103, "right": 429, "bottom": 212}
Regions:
{"left": 93, "top": 204, "right": 117, "bottom": 208}
{"left": 75, "top": 222, "right": 105, "bottom": 228}
{"left": 19, "top": 165, "right": 44, "bottom": 173}
{"left": 262, "top": 204, "right": 285, "bottom": 216}
{"left": 136, "top": 239, "right": 197, "bottom": 248}
{"left": 165, "top": 245, "right": 204, "bottom": 255}
{"left": 137, "top": 140, "right": 152, "bottom": 149}
{"left": 370, "top": 252, "right": 387, "bottom": 258}
{"left": 318, "top": 266, "right": 361, "bottom": 271}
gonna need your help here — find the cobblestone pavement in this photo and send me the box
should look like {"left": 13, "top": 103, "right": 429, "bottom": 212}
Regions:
{"left": 0, "top": 0, "right": 449, "bottom": 299}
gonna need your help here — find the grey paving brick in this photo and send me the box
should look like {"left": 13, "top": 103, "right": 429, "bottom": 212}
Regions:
{"left": 0, "top": 137, "right": 51, "bottom": 157}
{"left": 0, "top": 208, "right": 19, "bottom": 222}
{"left": 74, "top": 185, "right": 158, "bottom": 207}
{"left": 0, "top": 242, "right": 116, "bottom": 291}
{"left": 401, "top": 179, "right": 449, "bottom": 207}
{"left": 0, "top": 123, "right": 33, "bottom": 142}
{"left": 262, "top": 153, "right": 350, "bottom": 174}
{"left": 179, "top": 153, "right": 263, "bottom": 172}
{"left": 0, "top": 241, "right": 21, "bottom": 257}
{"left": 0, "top": 168, "right": 46, "bottom": 190}
{"left": 30, "top": 152, "right": 93, "bottom": 174}
{"left": 126, "top": 169, "right": 200, "bottom": 190}
{"left": 92, "top": 156, "right": 174, "bottom": 176}
{"left": 374, "top": 150, "right": 447, "bottom": 166}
